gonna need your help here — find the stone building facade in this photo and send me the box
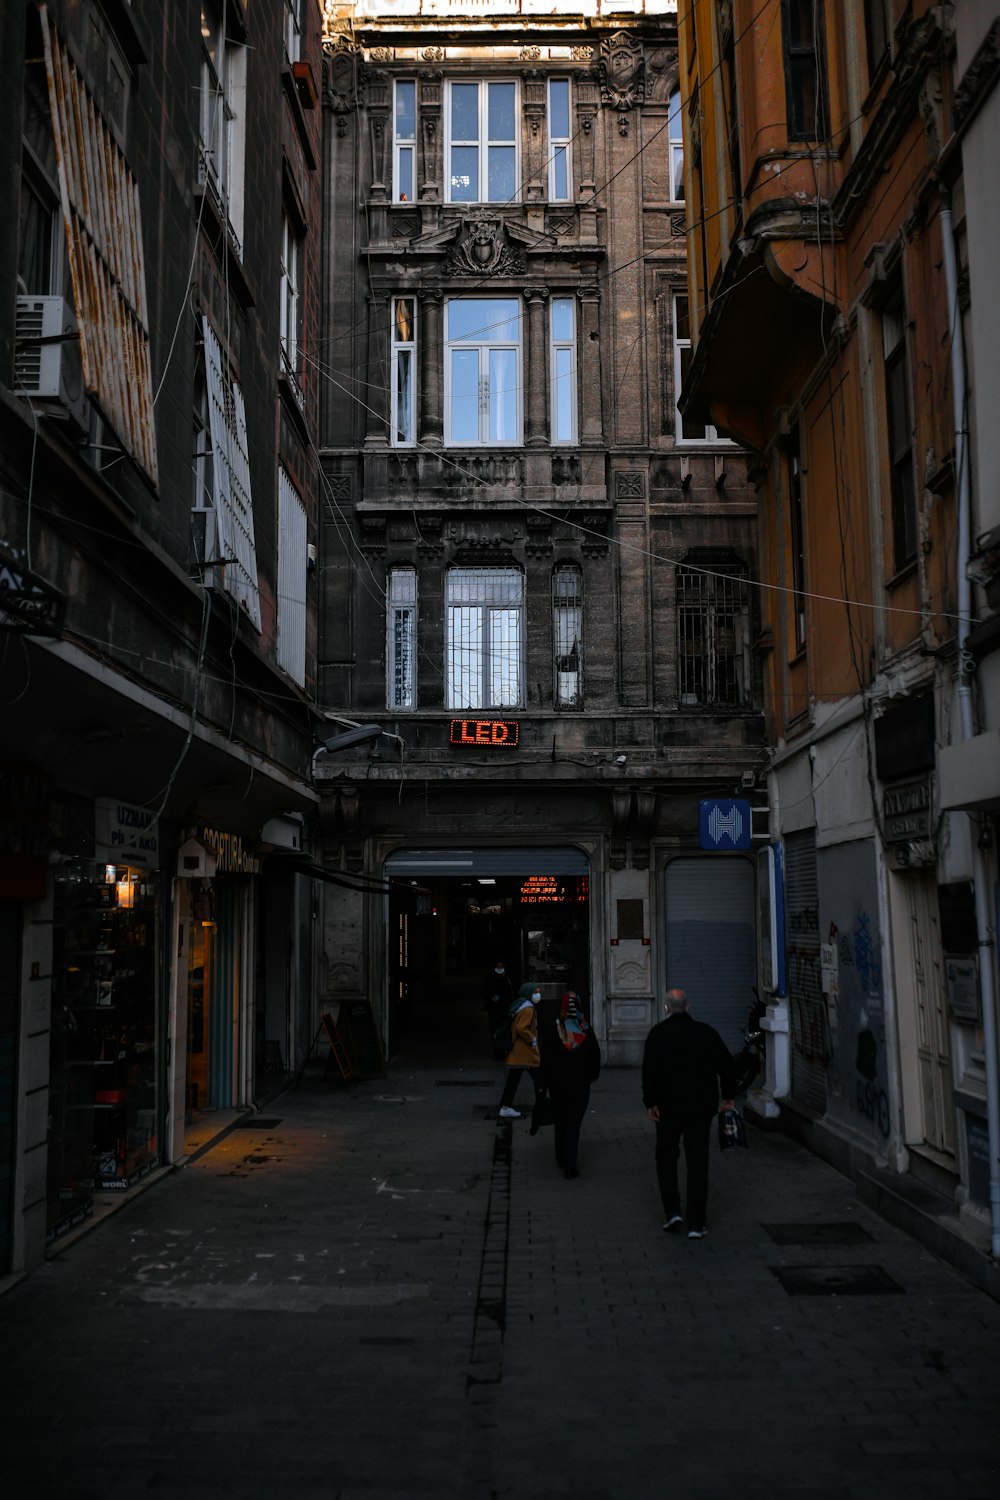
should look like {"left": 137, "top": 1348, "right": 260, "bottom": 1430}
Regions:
{"left": 315, "top": 2, "right": 766, "bottom": 1064}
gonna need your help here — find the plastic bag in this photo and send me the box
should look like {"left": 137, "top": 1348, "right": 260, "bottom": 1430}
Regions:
{"left": 718, "top": 1104, "right": 748, "bottom": 1151}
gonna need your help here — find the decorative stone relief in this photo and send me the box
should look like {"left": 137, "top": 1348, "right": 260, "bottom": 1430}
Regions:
{"left": 370, "top": 47, "right": 393, "bottom": 63}
{"left": 423, "top": 46, "right": 443, "bottom": 62}
{"left": 599, "top": 31, "right": 646, "bottom": 136}
{"left": 545, "top": 212, "right": 575, "bottom": 238}
{"left": 391, "top": 215, "right": 419, "bottom": 239}
{"left": 552, "top": 453, "right": 581, "bottom": 486}
{"left": 520, "top": 46, "right": 541, "bottom": 62}
{"left": 328, "top": 474, "right": 352, "bottom": 502}
{"left": 954, "top": 18, "right": 1000, "bottom": 132}
{"left": 581, "top": 511, "right": 610, "bottom": 557}
{"left": 359, "top": 516, "right": 387, "bottom": 555}
{"left": 670, "top": 210, "right": 686, "bottom": 238}
{"left": 615, "top": 470, "right": 644, "bottom": 499}
{"left": 572, "top": 45, "right": 593, "bottom": 62}
{"left": 444, "top": 212, "right": 527, "bottom": 276}
{"left": 324, "top": 42, "right": 361, "bottom": 138}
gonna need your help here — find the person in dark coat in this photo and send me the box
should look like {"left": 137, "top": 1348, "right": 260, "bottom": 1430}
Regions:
{"left": 481, "top": 959, "right": 515, "bottom": 1059}
{"left": 537, "top": 990, "right": 601, "bottom": 1179}
{"left": 641, "top": 987, "right": 736, "bottom": 1238}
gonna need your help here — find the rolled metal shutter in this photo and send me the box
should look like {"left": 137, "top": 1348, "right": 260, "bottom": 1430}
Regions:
{"left": 664, "top": 856, "right": 756, "bottom": 1052}
{"left": 784, "top": 828, "right": 828, "bottom": 1114}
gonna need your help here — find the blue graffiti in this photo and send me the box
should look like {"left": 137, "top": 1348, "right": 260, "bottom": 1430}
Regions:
{"left": 853, "top": 908, "right": 882, "bottom": 993}
{"left": 856, "top": 1079, "right": 890, "bottom": 1138}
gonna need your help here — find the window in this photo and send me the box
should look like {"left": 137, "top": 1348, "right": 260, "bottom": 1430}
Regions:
{"left": 391, "top": 298, "right": 416, "bottom": 447}
{"left": 197, "top": 316, "right": 262, "bottom": 630}
{"left": 200, "top": 0, "right": 247, "bottom": 249}
{"left": 673, "top": 293, "right": 727, "bottom": 443}
{"left": 863, "top": 0, "right": 890, "bottom": 84}
{"left": 277, "top": 469, "right": 307, "bottom": 686}
{"left": 553, "top": 566, "right": 583, "bottom": 708}
{"left": 548, "top": 80, "right": 571, "bottom": 201}
{"left": 445, "top": 298, "right": 521, "bottom": 446}
{"left": 446, "top": 568, "right": 523, "bottom": 710}
{"left": 882, "top": 286, "right": 917, "bottom": 569}
{"left": 781, "top": 0, "right": 829, "bottom": 141}
{"left": 394, "top": 80, "right": 416, "bottom": 202}
{"left": 668, "top": 89, "right": 685, "bottom": 203}
{"left": 280, "top": 211, "right": 303, "bottom": 394}
{"left": 388, "top": 568, "right": 417, "bottom": 710}
{"left": 284, "top": 0, "right": 302, "bottom": 65}
{"left": 447, "top": 81, "right": 517, "bottom": 203}
{"left": 788, "top": 430, "right": 807, "bottom": 651}
{"left": 676, "top": 556, "right": 752, "bottom": 707}
{"left": 17, "top": 170, "right": 60, "bottom": 296}
{"left": 550, "top": 297, "right": 576, "bottom": 444}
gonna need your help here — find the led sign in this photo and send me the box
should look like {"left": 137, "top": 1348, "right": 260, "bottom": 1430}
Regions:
{"left": 450, "top": 718, "right": 520, "bottom": 748}
{"left": 520, "top": 875, "right": 589, "bottom": 905}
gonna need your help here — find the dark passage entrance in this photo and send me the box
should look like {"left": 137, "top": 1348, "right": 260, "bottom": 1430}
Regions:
{"left": 385, "top": 849, "right": 590, "bottom": 1067}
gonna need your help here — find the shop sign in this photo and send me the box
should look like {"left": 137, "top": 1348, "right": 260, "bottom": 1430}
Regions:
{"left": 201, "top": 826, "right": 261, "bottom": 875}
{"left": 699, "top": 798, "right": 752, "bottom": 851}
{"left": 95, "top": 797, "right": 159, "bottom": 866}
{"left": 520, "top": 875, "right": 588, "bottom": 905}
{"left": 945, "top": 955, "right": 980, "bottom": 1023}
{"left": 450, "top": 718, "right": 519, "bottom": 748}
{"left": 0, "top": 541, "right": 65, "bottom": 636}
{"left": 882, "top": 777, "right": 931, "bottom": 844}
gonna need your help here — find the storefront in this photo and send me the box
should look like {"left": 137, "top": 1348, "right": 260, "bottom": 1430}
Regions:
{"left": 46, "top": 799, "right": 163, "bottom": 1241}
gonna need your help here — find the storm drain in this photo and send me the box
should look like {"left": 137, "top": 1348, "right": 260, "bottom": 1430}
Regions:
{"left": 763, "top": 1222, "right": 874, "bottom": 1247}
{"left": 233, "top": 1118, "right": 283, "bottom": 1129}
{"left": 772, "top": 1264, "right": 903, "bottom": 1296}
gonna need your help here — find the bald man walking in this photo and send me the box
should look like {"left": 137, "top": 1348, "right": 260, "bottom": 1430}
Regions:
{"left": 642, "top": 988, "right": 737, "bottom": 1239}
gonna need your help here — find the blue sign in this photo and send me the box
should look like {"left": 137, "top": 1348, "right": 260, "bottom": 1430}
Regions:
{"left": 699, "top": 798, "right": 752, "bottom": 852}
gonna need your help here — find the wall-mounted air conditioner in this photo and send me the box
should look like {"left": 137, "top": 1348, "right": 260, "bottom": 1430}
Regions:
{"left": 13, "top": 295, "right": 89, "bottom": 433}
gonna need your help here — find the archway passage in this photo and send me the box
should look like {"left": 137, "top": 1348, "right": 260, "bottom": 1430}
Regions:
{"left": 385, "top": 849, "right": 591, "bottom": 1068}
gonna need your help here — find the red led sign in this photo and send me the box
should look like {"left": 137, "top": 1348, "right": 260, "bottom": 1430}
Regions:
{"left": 450, "top": 718, "right": 520, "bottom": 748}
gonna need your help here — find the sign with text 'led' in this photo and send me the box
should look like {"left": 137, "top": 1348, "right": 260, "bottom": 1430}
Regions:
{"left": 450, "top": 719, "right": 519, "bottom": 748}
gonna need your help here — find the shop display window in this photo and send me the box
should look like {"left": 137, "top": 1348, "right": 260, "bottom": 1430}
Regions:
{"left": 48, "top": 860, "right": 159, "bottom": 1233}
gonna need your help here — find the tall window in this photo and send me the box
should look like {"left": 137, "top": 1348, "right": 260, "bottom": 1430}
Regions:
{"left": 882, "top": 286, "right": 917, "bottom": 570}
{"left": 553, "top": 566, "right": 583, "bottom": 708}
{"left": 283, "top": 0, "right": 301, "bottom": 64}
{"left": 788, "top": 429, "right": 807, "bottom": 651}
{"left": 548, "top": 80, "right": 571, "bottom": 201}
{"left": 447, "top": 81, "right": 517, "bottom": 203}
{"left": 200, "top": 0, "right": 247, "bottom": 249}
{"left": 391, "top": 298, "right": 416, "bottom": 447}
{"left": 673, "top": 293, "right": 726, "bottom": 443}
{"left": 277, "top": 469, "right": 307, "bottom": 687}
{"left": 280, "top": 211, "right": 303, "bottom": 394}
{"left": 394, "top": 80, "right": 416, "bottom": 202}
{"left": 550, "top": 297, "right": 576, "bottom": 445}
{"left": 863, "top": 0, "right": 890, "bottom": 84}
{"left": 676, "top": 556, "right": 752, "bottom": 707}
{"left": 446, "top": 568, "right": 524, "bottom": 710}
{"left": 445, "top": 298, "right": 521, "bottom": 446}
{"left": 388, "top": 568, "right": 417, "bottom": 710}
{"left": 781, "top": 0, "right": 829, "bottom": 141}
{"left": 668, "top": 89, "right": 685, "bottom": 202}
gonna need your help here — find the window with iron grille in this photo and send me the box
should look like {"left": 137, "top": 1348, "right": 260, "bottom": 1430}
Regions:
{"left": 676, "top": 557, "right": 751, "bottom": 707}
{"left": 553, "top": 565, "right": 583, "bottom": 708}
{"left": 388, "top": 567, "right": 417, "bottom": 710}
{"left": 446, "top": 567, "right": 523, "bottom": 710}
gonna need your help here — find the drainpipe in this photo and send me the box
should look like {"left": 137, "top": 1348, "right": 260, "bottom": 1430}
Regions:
{"left": 940, "top": 200, "right": 1000, "bottom": 1258}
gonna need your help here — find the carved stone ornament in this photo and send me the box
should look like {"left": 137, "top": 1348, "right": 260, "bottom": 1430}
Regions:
{"left": 370, "top": 46, "right": 393, "bottom": 64}
{"left": 599, "top": 31, "right": 646, "bottom": 136}
{"left": 954, "top": 18, "right": 1000, "bottom": 133}
{"left": 325, "top": 44, "right": 360, "bottom": 137}
{"left": 572, "top": 45, "right": 593, "bottom": 62}
{"left": 445, "top": 212, "right": 527, "bottom": 277}
{"left": 520, "top": 46, "right": 541, "bottom": 62}
{"left": 423, "top": 46, "right": 444, "bottom": 62}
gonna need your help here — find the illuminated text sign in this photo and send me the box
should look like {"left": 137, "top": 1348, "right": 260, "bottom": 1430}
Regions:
{"left": 450, "top": 719, "right": 520, "bottom": 748}
{"left": 520, "top": 875, "right": 589, "bottom": 905}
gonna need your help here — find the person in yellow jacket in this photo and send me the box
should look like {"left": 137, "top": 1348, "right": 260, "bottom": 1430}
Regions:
{"left": 498, "top": 981, "right": 542, "bottom": 1119}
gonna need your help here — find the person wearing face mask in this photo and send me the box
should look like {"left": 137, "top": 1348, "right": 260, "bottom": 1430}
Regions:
{"left": 481, "top": 959, "right": 515, "bottom": 1059}
{"left": 498, "top": 981, "right": 542, "bottom": 1119}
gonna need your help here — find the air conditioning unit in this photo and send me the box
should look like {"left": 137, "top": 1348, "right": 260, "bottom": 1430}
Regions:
{"left": 13, "top": 295, "right": 89, "bottom": 433}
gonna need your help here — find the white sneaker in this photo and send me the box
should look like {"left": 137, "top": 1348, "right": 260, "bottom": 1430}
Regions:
{"left": 498, "top": 1107, "right": 521, "bottom": 1119}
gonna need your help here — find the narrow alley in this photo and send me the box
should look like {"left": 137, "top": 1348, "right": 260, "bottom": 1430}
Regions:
{"left": 2, "top": 1067, "right": 998, "bottom": 1500}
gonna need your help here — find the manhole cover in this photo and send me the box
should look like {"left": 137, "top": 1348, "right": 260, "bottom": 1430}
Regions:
{"left": 772, "top": 1264, "right": 903, "bottom": 1296}
{"left": 435, "top": 1080, "right": 493, "bottom": 1087}
{"left": 763, "top": 1222, "right": 874, "bottom": 1246}
{"left": 233, "top": 1118, "right": 283, "bottom": 1128}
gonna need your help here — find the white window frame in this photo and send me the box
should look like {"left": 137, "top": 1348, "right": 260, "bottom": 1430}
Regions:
{"left": 387, "top": 567, "right": 418, "bottom": 710}
{"left": 277, "top": 467, "right": 308, "bottom": 686}
{"left": 553, "top": 565, "right": 583, "bottom": 709}
{"left": 445, "top": 298, "right": 522, "bottom": 447}
{"left": 445, "top": 79, "right": 519, "bottom": 205}
{"left": 199, "top": 0, "right": 247, "bottom": 253}
{"left": 672, "top": 292, "right": 732, "bottom": 446}
{"left": 550, "top": 296, "right": 577, "bottom": 445}
{"left": 280, "top": 211, "right": 302, "bottom": 395}
{"left": 393, "top": 80, "right": 417, "bottom": 203}
{"left": 446, "top": 568, "right": 524, "bottom": 711}
{"left": 548, "top": 79, "right": 572, "bottom": 202}
{"left": 391, "top": 297, "right": 416, "bottom": 447}
{"left": 668, "top": 89, "right": 685, "bottom": 203}
{"left": 284, "top": 0, "right": 302, "bottom": 65}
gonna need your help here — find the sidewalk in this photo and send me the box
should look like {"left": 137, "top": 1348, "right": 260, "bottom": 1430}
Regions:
{"left": 2, "top": 1066, "right": 998, "bottom": 1500}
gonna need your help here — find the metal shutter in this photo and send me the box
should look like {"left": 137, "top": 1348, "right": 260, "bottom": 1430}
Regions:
{"left": 664, "top": 856, "right": 756, "bottom": 1052}
{"left": 784, "top": 828, "right": 828, "bottom": 1114}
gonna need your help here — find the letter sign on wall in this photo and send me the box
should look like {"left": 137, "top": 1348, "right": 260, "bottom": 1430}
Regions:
{"left": 449, "top": 719, "right": 520, "bottom": 748}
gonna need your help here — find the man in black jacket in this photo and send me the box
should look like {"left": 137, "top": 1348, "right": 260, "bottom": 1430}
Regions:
{"left": 641, "top": 987, "right": 736, "bottom": 1239}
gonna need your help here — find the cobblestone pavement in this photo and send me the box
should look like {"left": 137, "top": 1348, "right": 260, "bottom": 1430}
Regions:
{"left": 2, "top": 1066, "right": 999, "bottom": 1500}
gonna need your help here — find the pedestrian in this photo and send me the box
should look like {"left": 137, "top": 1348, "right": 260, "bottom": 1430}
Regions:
{"left": 481, "top": 958, "right": 515, "bottom": 1059}
{"left": 641, "top": 987, "right": 737, "bottom": 1239}
{"left": 498, "top": 980, "right": 541, "bottom": 1119}
{"left": 537, "top": 989, "right": 601, "bottom": 1179}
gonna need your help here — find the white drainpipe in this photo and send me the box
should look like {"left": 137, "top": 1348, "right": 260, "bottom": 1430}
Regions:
{"left": 940, "top": 202, "right": 1000, "bottom": 1258}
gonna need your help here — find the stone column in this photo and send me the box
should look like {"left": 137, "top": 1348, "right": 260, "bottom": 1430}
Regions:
{"left": 419, "top": 75, "right": 442, "bottom": 203}
{"left": 364, "top": 294, "right": 389, "bottom": 448}
{"left": 579, "top": 285, "right": 603, "bottom": 446}
{"left": 418, "top": 286, "right": 443, "bottom": 447}
{"left": 524, "top": 285, "right": 549, "bottom": 448}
